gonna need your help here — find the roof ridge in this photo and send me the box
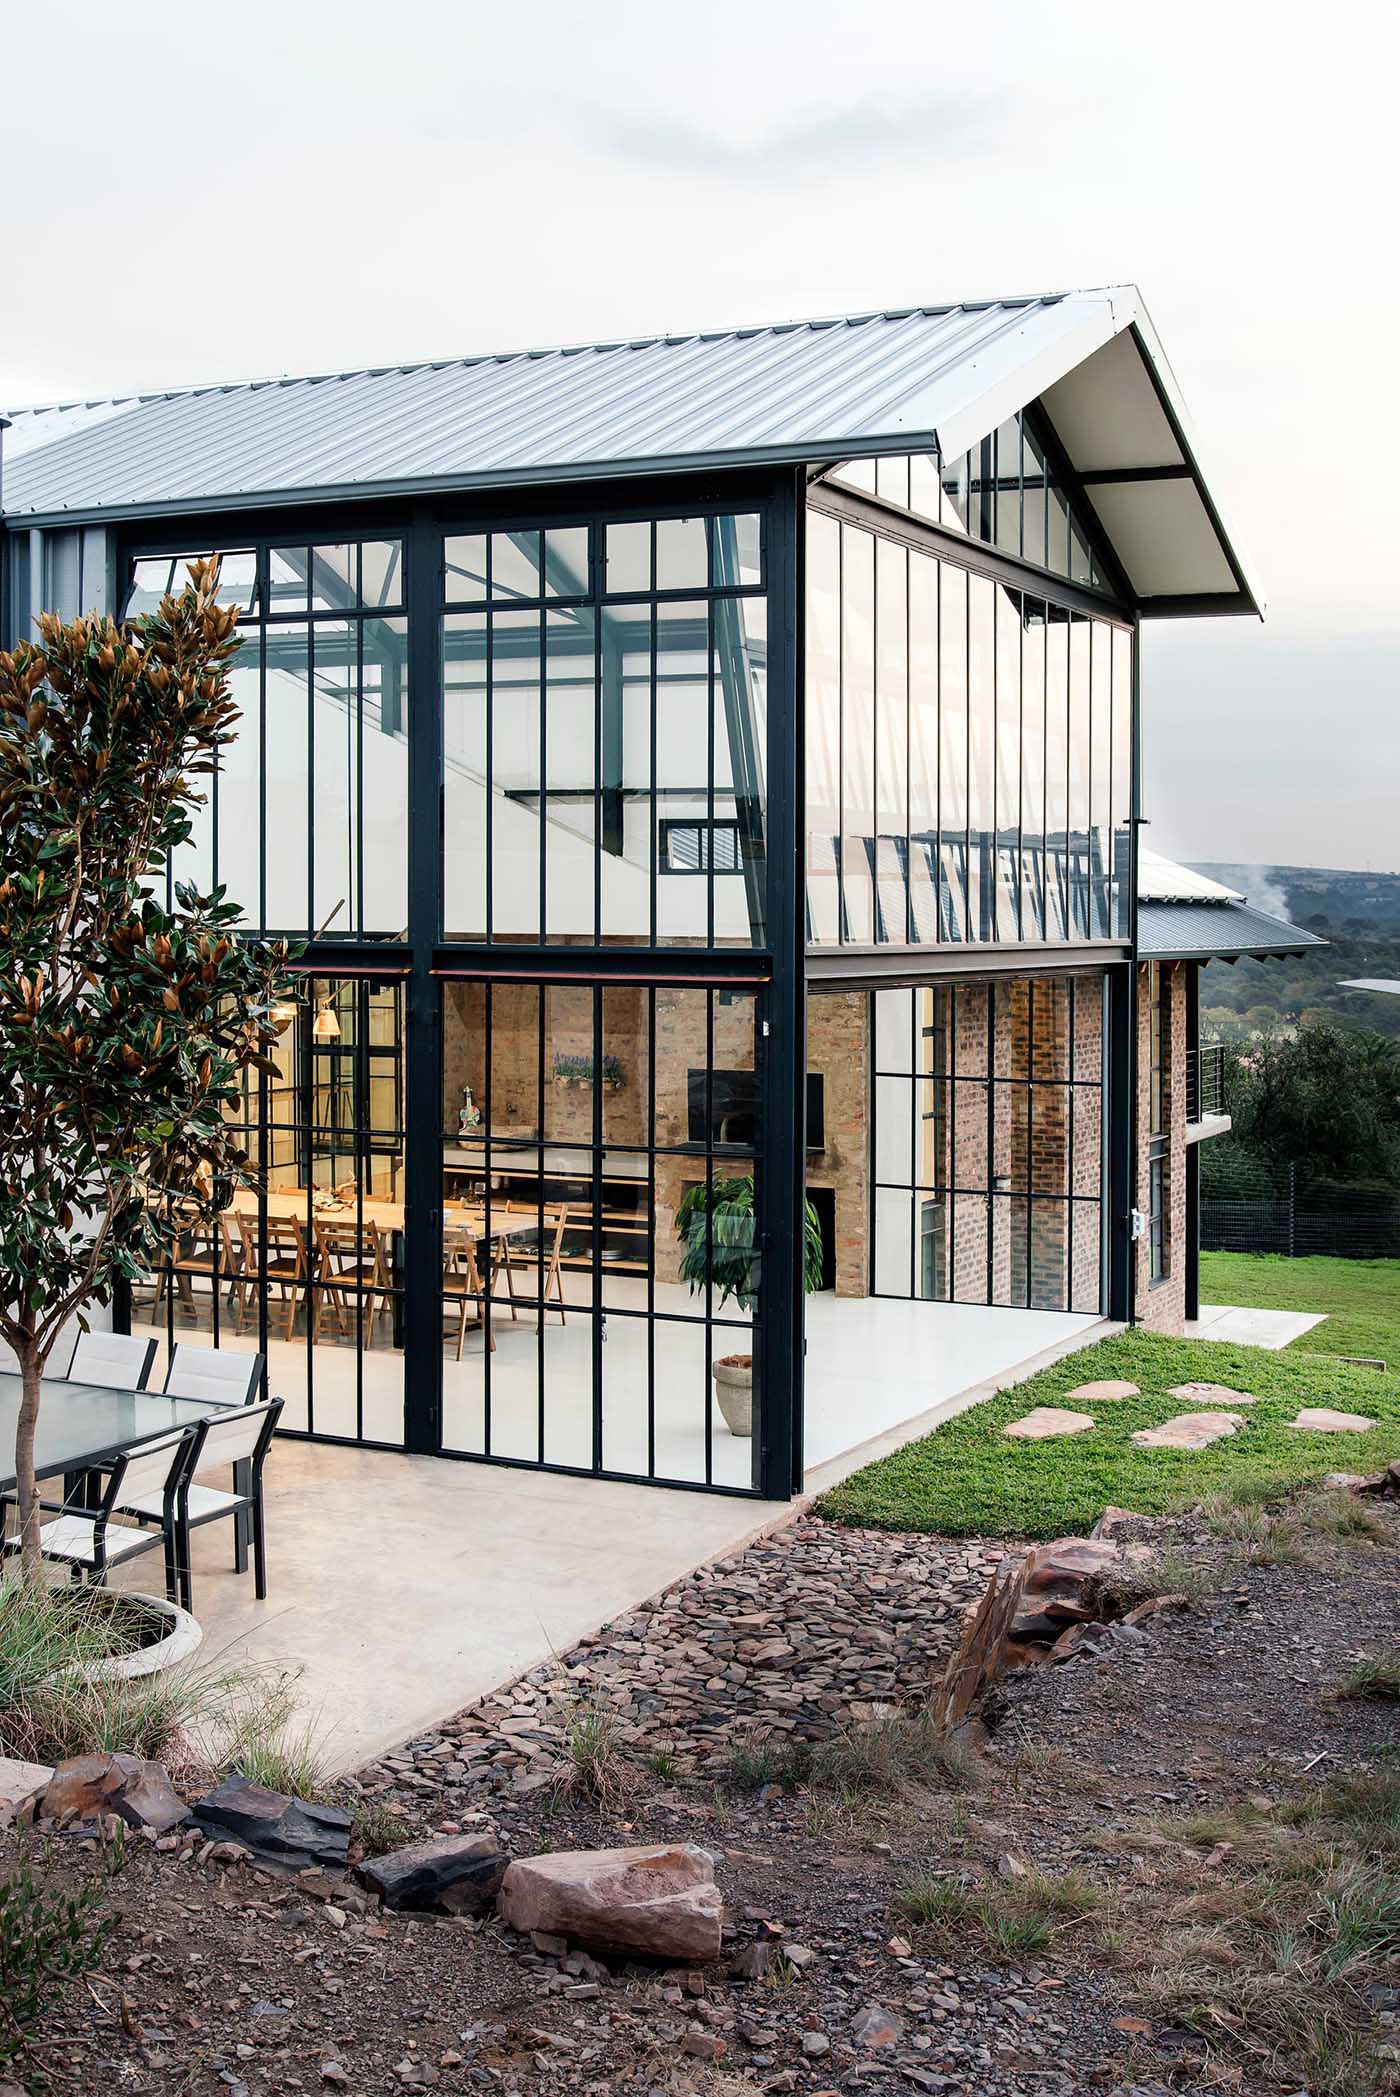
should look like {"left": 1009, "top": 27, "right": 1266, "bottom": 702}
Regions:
{"left": 3, "top": 292, "right": 1095, "bottom": 422}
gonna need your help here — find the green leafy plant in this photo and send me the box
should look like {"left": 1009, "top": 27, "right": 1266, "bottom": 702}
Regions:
{"left": 0, "top": 1847, "right": 117, "bottom": 2068}
{"left": 0, "top": 559, "right": 295, "bottom": 1573}
{"left": 675, "top": 1174, "right": 824, "bottom": 1312}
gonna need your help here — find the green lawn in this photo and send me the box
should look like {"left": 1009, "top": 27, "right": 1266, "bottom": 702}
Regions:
{"left": 818, "top": 1327, "right": 1400, "bottom": 1540}
{"left": 1199, "top": 1250, "right": 1400, "bottom": 1368}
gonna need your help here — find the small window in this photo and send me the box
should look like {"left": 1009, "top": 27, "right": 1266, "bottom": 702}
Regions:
{"left": 1148, "top": 1140, "right": 1168, "bottom": 1282}
{"left": 660, "top": 818, "right": 742, "bottom": 874}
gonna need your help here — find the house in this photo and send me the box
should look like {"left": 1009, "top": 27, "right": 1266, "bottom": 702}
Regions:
{"left": 1136, "top": 848, "right": 1325, "bottom": 1325}
{"left": 0, "top": 286, "right": 1277, "bottom": 1500}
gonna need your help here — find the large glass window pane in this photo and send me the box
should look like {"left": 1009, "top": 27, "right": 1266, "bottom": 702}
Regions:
{"left": 805, "top": 512, "right": 841, "bottom": 946}
{"left": 268, "top": 547, "right": 309, "bottom": 615}
{"left": 874, "top": 537, "right": 908, "bottom": 944}
{"left": 1068, "top": 616, "right": 1092, "bottom": 938}
{"left": 654, "top": 599, "right": 711, "bottom": 945}
{"left": 264, "top": 624, "right": 309, "bottom": 930}
{"left": 312, "top": 619, "right": 356, "bottom": 933}
{"left": 442, "top": 613, "right": 488, "bottom": 941}
{"left": 491, "top": 530, "right": 542, "bottom": 603}
{"left": 1044, "top": 611, "right": 1070, "bottom": 938}
{"left": 907, "top": 548, "right": 939, "bottom": 944}
{"left": 1019, "top": 603, "right": 1046, "bottom": 941}
{"left": 606, "top": 521, "right": 651, "bottom": 595}
{"left": 1112, "top": 625, "right": 1133, "bottom": 937}
{"left": 712, "top": 595, "right": 767, "bottom": 949}
{"left": 490, "top": 609, "right": 542, "bottom": 941}
{"left": 994, "top": 587, "right": 1022, "bottom": 941}
{"left": 967, "top": 576, "right": 996, "bottom": 943}
{"left": 360, "top": 540, "right": 404, "bottom": 609}
{"left": 656, "top": 517, "right": 708, "bottom": 592}
{"left": 1090, "top": 621, "right": 1113, "bottom": 938}
{"left": 361, "top": 617, "right": 409, "bottom": 936}
{"left": 444, "top": 534, "right": 487, "bottom": 604}
{"left": 938, "top": 563, "right": 968, "bottom": 941}
{"left": 544, "top": 605, "right": 599, "bottom": 942}
{"left": 839, "top": 524, "right": 875, "bottom": 945}
{"left": 219, "top": 626, "right": 262, "bottom": 922}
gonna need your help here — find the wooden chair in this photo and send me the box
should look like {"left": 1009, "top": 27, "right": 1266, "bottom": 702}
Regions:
{"left": 495, "top": 1202, "right": 571, "bottom": 1325}
{"left": 151, "top": 1212, "right": 239, "bottom": 1324}
{"left": 442, "top": 1224, "right": 494, "bottom": 1358}
{"left": 312, "top": 1217, "right": 391, "bottom": 1342}
{"left": 232, "top": 1213, "right": 309, "bottom": 1341}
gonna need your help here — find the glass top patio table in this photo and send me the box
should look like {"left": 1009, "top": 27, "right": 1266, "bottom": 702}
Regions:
{"left": 0, "top": 1374, "right": 230, "bottom": 1494}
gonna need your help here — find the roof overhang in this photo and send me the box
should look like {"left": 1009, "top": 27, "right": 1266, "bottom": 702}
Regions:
{"left": 1137, "top": 897, "right": 1325, "bottom": 963}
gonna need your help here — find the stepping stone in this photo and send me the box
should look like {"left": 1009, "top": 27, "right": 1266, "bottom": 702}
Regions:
{"left": 1066, "top": 1380, "right": 1139, "bottom": 1403}
{"left": 1003, "top": 1407, "right": 1095, "bottom": 1441}
{"left": 1291, "top": 1407, "right": 1377, "bottom": 1434}
{"left": 1131, "top": 1410, "right": 1246, "bottom": 1451}
{"left": 1167, "top": 1382, "right": 1257, "bottom": 1406}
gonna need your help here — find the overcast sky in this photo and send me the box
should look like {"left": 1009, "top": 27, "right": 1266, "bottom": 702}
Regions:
{"left": 4, "top": 0, "right": 1396, "bottom": 874}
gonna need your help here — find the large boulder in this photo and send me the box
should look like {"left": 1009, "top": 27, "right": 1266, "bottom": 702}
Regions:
{"left": 498, "top": 1843, "right": 723, "bottom": 1961}
{"left": 41, "top": 1753, "right": 189, "bottom": 1834}
{"left": 0, "top": 1757, "right": 53, "bottom": 1829}
{"left": 1010, "top": 1536, "right": 1123, "bottom": 1643}
{"left": 193, "top": 1775, "right": 350, "bottom": 1869}
{"left": 355, "top": 1830, "right": 507, "bottom": 1915}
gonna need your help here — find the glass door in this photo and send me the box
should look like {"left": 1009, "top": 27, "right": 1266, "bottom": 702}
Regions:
{"left": 439, "top": 976, "right": 765, "bottom": 1490}
{"left": 135, "top": 974, "right": 408, "bottom": 1446}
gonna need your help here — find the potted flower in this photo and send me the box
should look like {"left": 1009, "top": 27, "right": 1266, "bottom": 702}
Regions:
{"left": 674, "top": 1176, "right": 825, "bottom": 1436}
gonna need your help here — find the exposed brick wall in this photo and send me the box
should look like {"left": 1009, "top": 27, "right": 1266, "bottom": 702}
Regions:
{"left": 804, "top": 994, "right": 870, "bottom": 1298}
{"left": 1135, "top": 960, "right": 1188, "bottom": 1333}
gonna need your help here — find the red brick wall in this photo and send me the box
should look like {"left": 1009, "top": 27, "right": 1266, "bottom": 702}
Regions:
{"left": 1135, "top": 960, "right": 1187, "bottom": 1332}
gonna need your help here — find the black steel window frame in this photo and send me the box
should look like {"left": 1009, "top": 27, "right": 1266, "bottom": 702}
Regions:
{"left": 110, "top": 468, "right": 806, "bottom": 1500}
{"left": 658, "top": 817, "right": 743, "bottom": 874}
{"left": 121, "top": 537, "right": 410, "bottom": 946}
{"left": 1148, "top": 1137, "right": 1168, "bottom": 1282}
{"left": 438, "top": 503, "right": 768, "bottom": 953}
{"left": 817, "top": 401, "right": 1134, "bottom": 608}
{"left": 806, "top": 483, "right": 1134, "bottom": 956}
{"left": 435, "top": 973, "right": 767, "bottom": 1494}
{"left": 869, "top": 973, "right": 1108, "bottom": 1313}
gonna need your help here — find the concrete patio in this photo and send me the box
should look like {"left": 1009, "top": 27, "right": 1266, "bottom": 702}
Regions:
{"left": 1183, "top": 1301, "right": 1327, "bottom": 1350}
{"left": 104, "top": 1298, "right": 1112, "bottom": 1773}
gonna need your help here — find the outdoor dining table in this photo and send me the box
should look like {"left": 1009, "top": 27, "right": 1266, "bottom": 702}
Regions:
{"left": 0, "top": 1372, "right": 231, "bottom": 1497}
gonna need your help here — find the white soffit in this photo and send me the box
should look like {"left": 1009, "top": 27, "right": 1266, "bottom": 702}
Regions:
{"left": 1039, "top": 328, "right": 1183, "bottom": 471}
{"left": 1089, "top": 476, "right": 1241, "bottom": 597}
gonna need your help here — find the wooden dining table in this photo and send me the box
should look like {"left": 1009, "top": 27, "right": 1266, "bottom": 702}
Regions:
{"left": 229, "top": 1189, "right": 541, "bottom": 1246}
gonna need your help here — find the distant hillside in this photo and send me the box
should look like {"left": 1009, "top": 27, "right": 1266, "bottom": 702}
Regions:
{"left": 1192, "top": 863, "right": 1400, "bottom": 935}
{"left": 1188, "top": 862, "right": 1400, "bottom": 1043}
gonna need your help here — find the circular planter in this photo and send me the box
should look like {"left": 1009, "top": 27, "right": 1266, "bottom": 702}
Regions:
{"left": 77, "top": 1592, "right": 204, "bottom": 1682}
{"left": 712, "top": 1354, "right": 755, "bottom": 1438}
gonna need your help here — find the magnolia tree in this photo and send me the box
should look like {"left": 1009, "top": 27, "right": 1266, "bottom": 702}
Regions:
{"left": 0, "top": 560, "right": 293, "bottom": 1576}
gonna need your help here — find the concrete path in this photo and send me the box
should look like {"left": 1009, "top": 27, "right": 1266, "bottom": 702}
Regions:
{"left": 1183, "top": 1302, "right": 1326, "bottom": 1350}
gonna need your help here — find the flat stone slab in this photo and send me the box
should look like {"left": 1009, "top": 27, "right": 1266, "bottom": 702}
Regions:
{"left": 1003, "top": 1407, "right": 1096, "bottom": 1440}
{"left": 0, "top": 1756, "right": 53, "bottom": 1827}
{"left": 1131, "top": 1409, "right": 1246, "bottom": 1451}
{"left": 1291, "top": 1407, "right": 1377, "bottom": 1434}
{"left": 1167, "top": 1382, "right": 1257, "bottom": 1406}
{"left": 1065, "top": 1380, "right": 1140, "bottom": 1403}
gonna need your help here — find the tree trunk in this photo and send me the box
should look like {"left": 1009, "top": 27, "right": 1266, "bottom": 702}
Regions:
{"left": 14, "top": 1334, "right": 43, "bottom": 1583}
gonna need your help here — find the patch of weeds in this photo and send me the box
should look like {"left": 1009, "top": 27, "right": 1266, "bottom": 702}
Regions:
{"left": 351, "top": 1796, "right": 412, "bottom": 1858}
{"left": 723, "top": 1732, "right": 812, "bottom": 1796}
{"left": 806, "top": 1704, "right": 977, "bottom": 1804}
{"left": 1337, "top": 1657, "right": 1400, "bottom": 1701}
{"left": 643, "top": 1745, "right": 681, "bottom": 1782}
{"left": 0, "top": 1843, "right": 117, "bottom": 2071}
{"left": 1111, "top": 1789, "right": 1400, "bottom": 2092}
{"left": 1306, "top": 1493, "right": 1389, "bottom": 1546}
{"left": 1205, "top": 1498, "right": 1318, "bottom": 1568}
{"left": 896, "top": 1875, "right": 976, "bottom": 1928}
{"left": 557, "top": 1696, "right": 626, "bottom": 1805}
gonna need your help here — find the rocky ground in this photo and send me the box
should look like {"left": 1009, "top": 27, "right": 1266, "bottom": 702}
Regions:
{"left": 5, "top": 1499, "right": 1399, "bottom": 2097}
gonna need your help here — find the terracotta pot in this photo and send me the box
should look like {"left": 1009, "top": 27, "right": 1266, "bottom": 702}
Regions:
{"left": 712, "top": 1353, "right": 754, "bottom": 1438}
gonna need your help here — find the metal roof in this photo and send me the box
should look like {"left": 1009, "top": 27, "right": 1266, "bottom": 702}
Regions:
{"left": 1137, "top": 898, "right": 1326, "bottom": 962}
{"left": 0, "top": 288, "right": 1261, "bottom": 615}
{"left": 1340, "top": 978, "right": 1400, "bottom": 996}
{"left": 1137, "top": 847, "right": 1244, "bottom": 904}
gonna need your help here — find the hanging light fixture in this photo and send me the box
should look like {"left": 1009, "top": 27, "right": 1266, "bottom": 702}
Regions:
{"left": 313, "top": 999, "right": 341, "bottom": 1040}
{"left": 270, "top": 998, "right": 298, "bottom": 1027}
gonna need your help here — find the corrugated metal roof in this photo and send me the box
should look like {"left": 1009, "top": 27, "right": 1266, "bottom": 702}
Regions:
{"left": 0, "top": 286, "right": 1261, "bottom": 616}
{"left": 1137, "top": 898, "right": 1326, "bottom": 962}
{"left": 2, "top": 296, "right": 1102, "bottom": 518}
{"left": 1138, "top": 848, "right": 1244, "bottom": 904}
{"left": 1340, "top": 978, "right": 1400, "bottom": 995}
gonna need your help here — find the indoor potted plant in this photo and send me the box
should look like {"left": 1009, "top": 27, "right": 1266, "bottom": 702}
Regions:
{"left": 674, "top": 1175, "right": 825, "bottom": 1436}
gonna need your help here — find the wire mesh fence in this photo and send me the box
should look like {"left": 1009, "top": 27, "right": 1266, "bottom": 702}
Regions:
{"left": 1201, "top": 1162, "right": 1400, "bottom": 1259}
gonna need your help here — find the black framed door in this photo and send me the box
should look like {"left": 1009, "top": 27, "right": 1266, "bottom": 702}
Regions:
{"left": 436, "top": 973, "right": 767, "bottom": 1492}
